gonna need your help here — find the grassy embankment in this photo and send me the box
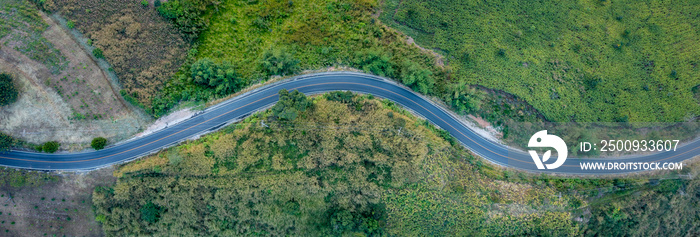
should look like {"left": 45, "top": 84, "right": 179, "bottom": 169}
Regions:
{"left": 380, "top": 0, "right": 700, "bottom": 150}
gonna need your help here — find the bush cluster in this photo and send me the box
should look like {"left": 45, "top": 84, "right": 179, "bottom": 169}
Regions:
{"left": 37, "top": 141, "right": 60, "bottom": 153}
{"left": 91, "top": 137, "right": 108, "bottom": 150}
{"left": 271, "top": 89, "right": 311, "bottom": 121}
{"left": 190, "top": 58, "right": 245, "bottom": 96}
{"left": 259, "top": 48, "right": 300, "bottom": 77}
{"left": 0, "top": 133, "right": 13, "bottom": 152}
{"left": 0, "top": 73, "right": 19, "bottom": 107}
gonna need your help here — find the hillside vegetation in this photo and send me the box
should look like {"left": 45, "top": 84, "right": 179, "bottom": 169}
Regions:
{"left": 94, "top": 92, "right": 580, "bottom": 236}
{"left": 41, "top": 0, "right": 190, "bottom": 108}
{"left": 381, "top": 0, "right": 700, "bottom": 123}
{"left": 150, "top": 0, "right": 442, "bottom": 117}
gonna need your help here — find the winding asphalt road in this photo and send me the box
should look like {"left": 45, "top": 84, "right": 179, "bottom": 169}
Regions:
{"left": 1, "top": 72, "right": 698, "bottom": 174}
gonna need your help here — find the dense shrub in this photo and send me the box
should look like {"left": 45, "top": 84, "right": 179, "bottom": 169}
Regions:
{"left": 0, "top": 73, "right": 19, "bottom": 106}
{"left": 157, "top": 0, "right": 213, "bottom": 39}
{"left": 39, "top": 141, "right": 60, "bottom": 153}
{"left": 91, "top": 137, "right": 108, "bottom": 150}
{"left": 0, "top": 133, "right": 13, "bottom": 152}
{"left": 399, "top": 60, "right": 434, "bottom": 94}
{"left": 92, "top": 48, "right": 104, "bottom": 59}
{"left": 446, "top": 84, "right": 484, "bottom": 114}
{"left": 259, "top": 48, "right": 300, "bottom": 77}
{"left": 190, "top": 58, "right": 244, "bottom": 95}
{"left": 353, "top": 49, "right": 394, "bottom": 78}
{"left": 271, "top": 89, "right": 311, "bottom": 121}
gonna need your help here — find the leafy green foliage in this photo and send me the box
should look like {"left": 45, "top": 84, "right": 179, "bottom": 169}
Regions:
{"left": 446, "top": 83, "right": 484, "bottom": 114}
{"left": 271, "top": 89, "right": 311, "bottom": 121}
{"left": 0, "top": 133, "right": 14, "bottom": 152}
{"left": 399, "top": 59, "right": 434, "bottom": 94}
{"left": 157, "top": 0, "right": 213, "bottom": 39}
{"left": 259, "top": 48, "right": 300, "bottom": 76}
{"left": 0, "top": 73, "right": 19, "bottom": 107}
{"left": 190, "top": 58, "right": 244, "bottom": 95}
{"left": 325, "top": 91, "right": 354, "bottom": 104}
{"left": 92, "top": 48, "right": 103, "bottom": 59}
{"left": 382, "top": 0, "right": 700, "bottom": 122}
{"left": 39, "top": 141, "right": 60, "bottom": 153}
{"left": 353, "top": 49, "right": 394, "bottom": 77}
{"left": 140, "top": 202, "right": 163, "bottom": 223}
{"left": 66, "top": 20, "right": 74, "bottom": 29}
{"left": 91, "top": 137, "right": 107, "bottom": 150}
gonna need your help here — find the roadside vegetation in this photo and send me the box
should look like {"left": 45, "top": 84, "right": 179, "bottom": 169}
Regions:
{"left": 149, "top": 0, "right": 441, "bottom": 117}
{"left": 91, "top": 137, "right": 107, "bottom": 150}
{"left": 94, "top": 91, "right": 580, "bottom": 236}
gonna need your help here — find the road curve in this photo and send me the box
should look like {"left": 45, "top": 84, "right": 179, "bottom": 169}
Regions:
{"left": 1, "top": 72, "right": 698, "bottom": 174}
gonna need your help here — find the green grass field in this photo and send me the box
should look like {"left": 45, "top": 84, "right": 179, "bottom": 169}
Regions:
{"left": 381, "top": 0, "right": 700, "bottom": 123}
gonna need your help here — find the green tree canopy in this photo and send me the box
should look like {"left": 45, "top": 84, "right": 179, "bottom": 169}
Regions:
{"left": 259, "top": 48, "right": 300, "bottom": 77}
{"left": 91, "top": 137, "right": 108, "bottom": 150}
{"left": 0, "top": 73, "right": 19, "bottom": 106}
{"left": 40, "top": 141, "right": 60, "bottom": 153}
{"left": 191, "top": 58, "right": 244, "bottom": 95}
{"left": 447, "top": 83, "right": 484, "bottom": 114}
{"left": 399, "top": 60, "right": 434, "bottom": 94}
{"left": 354, "top": 49, "right": 394, "bottom": 77}
{"left": 271, "top": 89, "right": 311, "bottom": 121}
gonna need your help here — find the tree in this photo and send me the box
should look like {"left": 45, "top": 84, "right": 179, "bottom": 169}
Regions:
{"left": 447, "top": 83, "right": 484, "bottom": 114}
{"left": 40, "top": 141, "right": 60, "bottom": 153}
{"left": 0, "top": 73, "right": 18, "bottom": 106}
{"left": 354, "top": 49, "right": 394, "bottom": 77}
{"left": 157, "top": 0, "right": 212, "bottom": 39}
{"left": 0, "top": 133, "right": 13, "bottom": 152}
{"left": 91, "top": 137, "right": 108, "bottom": 150}
{"left": 259, "top": 48, "right": 300, "bottom": 77}
{"left": 271, "top": 89, "right": 311, "bottom": 121}
{"left": 190, "top": 58, "right": 243, "bottom": 95}
{"left": 399, "top": 60, "right": 434, "bottom": 94}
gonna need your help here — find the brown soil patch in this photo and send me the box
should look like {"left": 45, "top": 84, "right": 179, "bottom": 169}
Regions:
{"left": 0, "top": 168, "right": 116, "bottom": 237}
{"left": 468, "top": 114, "right": 492, "bottom": 128}
{"left": 0, "top": 10, "right": 150, "bottom": 149}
